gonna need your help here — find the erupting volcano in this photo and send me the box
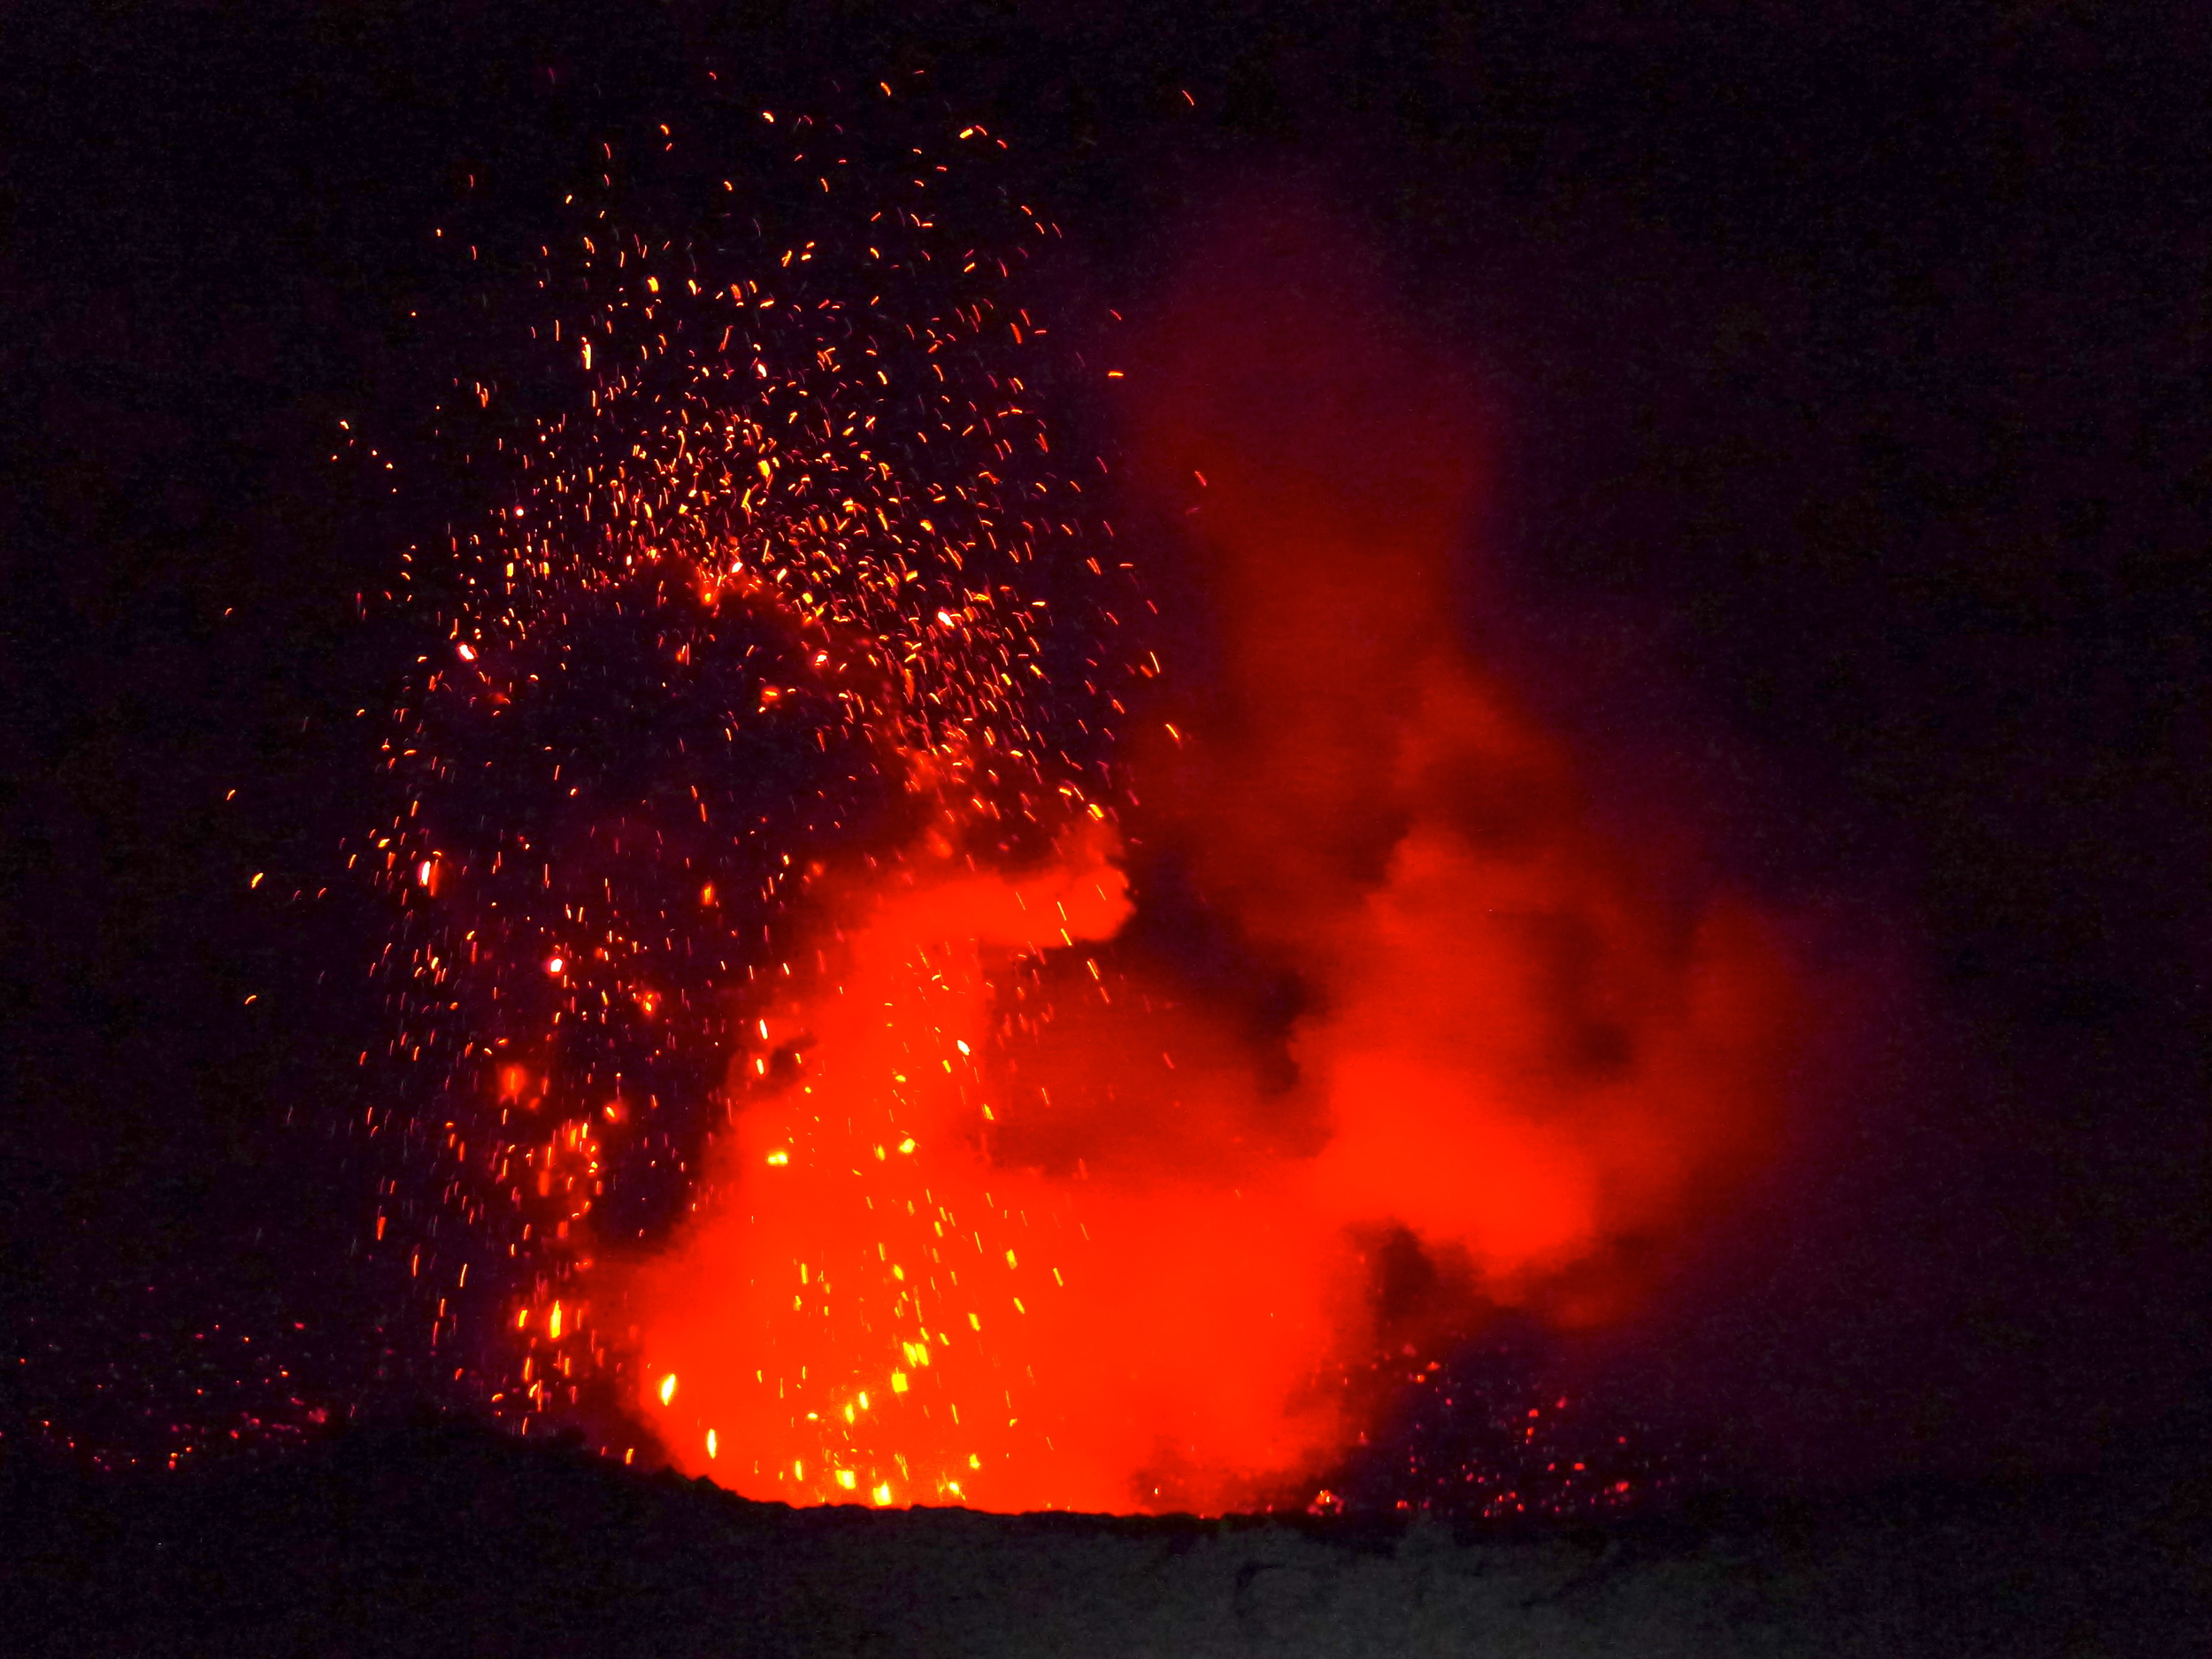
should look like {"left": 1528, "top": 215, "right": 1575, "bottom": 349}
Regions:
{"left": 619, "top": 197, "right": 1809, "bottom": 1514}
{"left": 360, "top": 118, "right": 1813, "bottom": 1518}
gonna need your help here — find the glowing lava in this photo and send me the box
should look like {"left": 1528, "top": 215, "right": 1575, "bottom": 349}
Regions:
{"left": 620, "top": 830, "right": 1363, "bottom": 1511}
{"left": 351, "top": 104, "right": 1113, "bottom": 1444}
{"left": 368, "top": 112, "right": 1812, "bottom": 1517}
{"left": 622, "top": 196, "right": 1809, "bottom": 1514}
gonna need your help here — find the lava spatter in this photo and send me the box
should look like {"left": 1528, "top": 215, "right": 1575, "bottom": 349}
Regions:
{"left": 618, "top": 197, "right": 1816, "bottom": 1516}
{"left": 357, "top": 135, "right": 1819, "bottom": 1521}
{"left": 349, "top": 103, "right": 1114, "bottom": 1450}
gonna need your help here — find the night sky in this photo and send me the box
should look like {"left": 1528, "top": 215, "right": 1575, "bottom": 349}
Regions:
{"left": 4, "top": 1, "right": 2208, "bottom": 1496}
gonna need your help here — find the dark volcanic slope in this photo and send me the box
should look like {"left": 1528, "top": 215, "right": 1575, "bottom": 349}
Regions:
{"left": 4, "top": 1415, "right": 2207, "bottom": 1658}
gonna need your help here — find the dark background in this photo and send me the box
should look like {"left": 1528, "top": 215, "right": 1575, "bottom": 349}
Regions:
{"left": 3, "top": 1, "right": 2207, "bottom": 1491}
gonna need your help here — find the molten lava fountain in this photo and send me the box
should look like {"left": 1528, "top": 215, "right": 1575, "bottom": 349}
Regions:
{"left": 364, "top": 113, "right": 1809, "bottom": 1518}
{"left": 615, "top": 196, "right": 1809, "bottom": 1514}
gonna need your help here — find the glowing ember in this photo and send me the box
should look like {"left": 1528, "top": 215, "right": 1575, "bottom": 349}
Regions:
{"left": 349, "top": 99, "right": 1107, "bottom": 1449}
{"left": 617, "top": 196, "right": 1810, "bottom": 1514}
{"left": 357, "top": 104, "right": 1810, "bottom": 1517}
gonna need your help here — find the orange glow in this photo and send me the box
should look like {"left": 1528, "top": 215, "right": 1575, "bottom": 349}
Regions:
{"left": 620, "top": 196, "right": 1809, "bottom": 1513}
{"left": 363, "top": 113, "right": 1116, "bottom": 1475}
{"left": 624, "top": 833, "right": 1336, "bottom": 1512}
{"left": 366, "top": 109, "right": 1812, "bottom": 1516}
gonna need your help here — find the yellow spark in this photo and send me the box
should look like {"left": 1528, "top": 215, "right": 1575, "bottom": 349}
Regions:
{"left": 891, "top": 1371, "right": 909, "bottom": 1393}
{"left": 657, "top": 1372, "right": 677, "bottom": 1406}
{"left": 705, "top": 1429, "right": 718, "bottom": 1459}
{"left": 837, "top": 1469, "right": 858, "bottom": 1490}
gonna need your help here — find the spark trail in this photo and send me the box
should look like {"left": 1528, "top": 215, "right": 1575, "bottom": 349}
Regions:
{"left": 360, "top": 123, "right": 1815, "bottom": 1521}
{"left": 350, "top": 104, "right": 1114, "bottom": 1450}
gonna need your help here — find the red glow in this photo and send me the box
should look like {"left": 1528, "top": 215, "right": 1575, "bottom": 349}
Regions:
{"left": 617, "top": 199, "right": 1809, "bottom": 1512}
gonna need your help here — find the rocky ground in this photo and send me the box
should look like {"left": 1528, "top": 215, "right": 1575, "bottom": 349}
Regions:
{"left": 4, "top": 1415, "right": 2208, "bottom": 1657}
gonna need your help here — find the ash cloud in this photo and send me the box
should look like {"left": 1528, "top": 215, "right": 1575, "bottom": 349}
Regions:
{"left": 622, "top": 195, "right": 1823, "bottom": 1514}
{"left": 1038, "top": 191, "right": 1815, "bottom": 1369}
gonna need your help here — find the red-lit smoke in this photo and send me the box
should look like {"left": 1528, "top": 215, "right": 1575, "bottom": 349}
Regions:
{"left": 619, "top": 198, "right": 1808, "bottom": 1513}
